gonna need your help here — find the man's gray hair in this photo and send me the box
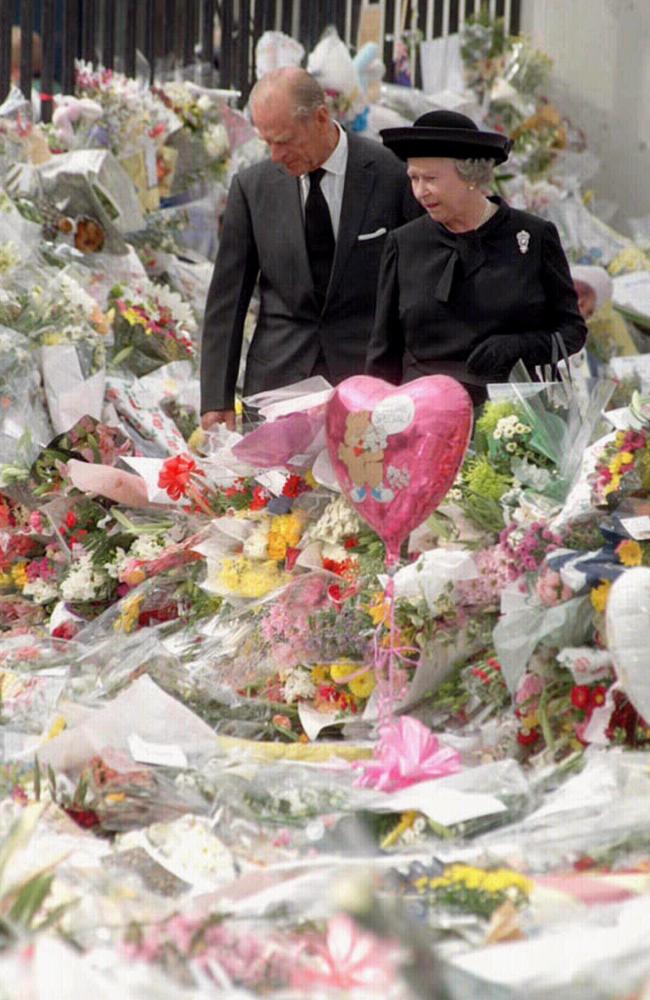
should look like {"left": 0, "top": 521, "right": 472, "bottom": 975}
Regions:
{"left": 452, "top": 158, "right": 496, "bottom": 188}
{"left": 250, "top": 68, "right": 326, "bottom": 120}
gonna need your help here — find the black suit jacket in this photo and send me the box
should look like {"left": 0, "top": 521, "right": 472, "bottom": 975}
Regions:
{"left": 200, "top": 133, "right": 419, "bottom": 412}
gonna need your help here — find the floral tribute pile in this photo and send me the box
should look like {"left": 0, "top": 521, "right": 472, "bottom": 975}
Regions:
{"left": 3, "top": 16, "right": 650, "bottom": 1000}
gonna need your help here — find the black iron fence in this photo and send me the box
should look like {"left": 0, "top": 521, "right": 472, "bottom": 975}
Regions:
{"left": 2, "top": 0, "right": 521, "bottom": 122}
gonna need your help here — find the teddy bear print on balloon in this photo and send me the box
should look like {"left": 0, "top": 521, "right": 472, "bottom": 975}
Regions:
{"left": 337, "top": 397, "right": 415, "bottom": 504}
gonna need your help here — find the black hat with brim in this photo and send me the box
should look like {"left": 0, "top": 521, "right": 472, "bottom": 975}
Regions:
{"left": 381, "top": 109, "right": 512, "bottom": 164}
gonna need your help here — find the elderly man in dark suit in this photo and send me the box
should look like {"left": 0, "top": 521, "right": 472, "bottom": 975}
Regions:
{"left": 200, "top": 67, "right": 419, "bottom": 430}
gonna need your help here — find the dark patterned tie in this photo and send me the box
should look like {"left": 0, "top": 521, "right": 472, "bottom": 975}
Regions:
{"left": 305, "top": 167, "right": 335, "bottom": 305}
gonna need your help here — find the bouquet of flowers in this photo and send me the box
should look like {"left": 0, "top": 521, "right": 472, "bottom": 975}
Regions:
{"left": 396, "top": 859, "right": 532, "bottom": 921}
{"left": 109, "top": 278, "right": 196, "bottom": 376}
{"left": 72, "top": 62, "right": 179, "bottom": 159}
{"left": 152, "top": 81, "right": 231, "bottom": 190}
{"left": 29, "top": 416, "right": 134, "bottom": 496}
{"left": 591, "top": 428, "right": 650, "bottom": 506}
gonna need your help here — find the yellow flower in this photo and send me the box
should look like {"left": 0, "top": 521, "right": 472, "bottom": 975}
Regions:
{"left": 0, "top": 571, "right": 13, "bottom": 588}
{"left": 122, "top": 306, "right": 144, "bottom": 327}
{"left": 481, "top": 869, "right": 533, "bottom": 896}
{"left": 267, "top": 533, "right": 287, "bottom": 561}
{"left": 311, "top": 665, "right": 330, "bottom": 684}
{"left": 46, "top": 716, "right": 67, "bottom": 741}
{"left": 40, "top": 331, "right": 64, "bottom": 346}
{"left": 446, "top": 864, "right": 486, "bottom": 890}
{"left": 272, "top": 513, "right": 303, "bottom": 547}
{"left": 520, "top": 711, "right": 539, "bottom": 730}
{"left": 617, "top": 539, "right": 643, "bottom": 567}
{"left": 348, "top": 669, "right": 377, "bottom": 699}
{"left": 105, "top": 792, "right": 126, "bottom": 804}
{"left": 615, "top": 432, "right": 626, "bottom": 448}
{"left": 367, "top": 590, "right": 390, "bottom": 627}
{"left": 304, "top": 469, "right": 317, "bottom": 489}
{"left": 428, "top": 876, "right": 452, "bottom": 890}
{"left": 609, "top": 455, "right": 623, "bottom": 475}
{"left": 10, "top": 563, "right": 28, "bottom": 590}
{"left": 590, "top": 579, "right": 612, "bottom": 613}
{"left": 619, "top": 451, "right": 635, "bottom": 466}
{"left": 114, "top": 594, "right": 144, "bottom": 633}
{"left": 329, "top": 661, "right": 359, "bottom": 683}
{"left": 603, "top": 473, "right": 621, "bottom": 496}
{"left": 217, "top": 557, "right": 288, "bottom": 598}
{"left": 608, "top": 246, "right": 650, "bottom": 276}
{"left": 188, "top": 426, "right": 206, "bottom": 453}
{"left": 267, "top": 513, "right": 304, "bottom": 561}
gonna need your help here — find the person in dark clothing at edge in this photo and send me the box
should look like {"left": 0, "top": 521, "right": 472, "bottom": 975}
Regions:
{"left": 365, "top": 110, "right": 587, "bottom": 406}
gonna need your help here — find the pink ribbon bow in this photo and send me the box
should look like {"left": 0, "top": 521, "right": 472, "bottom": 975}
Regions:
{"left": 353, "top": 715, "right": 462, "bottom": 792}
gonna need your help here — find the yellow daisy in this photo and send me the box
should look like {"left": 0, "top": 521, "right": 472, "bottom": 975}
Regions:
{"left": 616, "top": 538, "right": 643, "bottom": 567}
{"left": 590, "top": 579, "right": 612, "bottom": 613}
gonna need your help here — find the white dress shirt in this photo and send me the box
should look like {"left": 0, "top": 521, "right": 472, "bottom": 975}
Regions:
{"left": 299, "top": 122, "right": 348, "bottom": 240}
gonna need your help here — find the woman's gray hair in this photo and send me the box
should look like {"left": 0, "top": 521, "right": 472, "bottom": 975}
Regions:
{"left": 453, "top": 158, "right": 496, "bottom": 188}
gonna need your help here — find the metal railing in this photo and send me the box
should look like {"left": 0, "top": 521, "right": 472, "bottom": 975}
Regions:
{"left": 1, "top": 0, "right": 521, "bottom": 120}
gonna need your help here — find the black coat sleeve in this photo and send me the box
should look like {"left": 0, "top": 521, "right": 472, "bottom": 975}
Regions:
{"left": 468, "top": 220, "right": 588, "bottom": 376}
{"left": 365, "top": 235, "right": 404, "bottom": 384}
{"left": 200, "top": 175, "right": 260, "bottom": 412}
{"left": 517, "top": 220, "right": 588, "bottom": 366}
{"left": 512, "top": 220, "right": 587, "bottom": 366}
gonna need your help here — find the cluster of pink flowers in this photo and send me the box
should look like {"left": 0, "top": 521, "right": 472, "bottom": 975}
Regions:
{"left": 123, "top": 914, "right": 291, "bottom": 989}
{"left": 535, "top": 566, "right": 574, "bottom": 606}
{"left": 261, "top": 575, "right": 329, "bottom": 666}
{"left": 456, "top": 543, "right": 521, "bottom": 607}
{"left": 499, "top": 521, "right": 563, "bottom": 575}
{"left": 24, "top": 557, "right": 57, "bottom": 584}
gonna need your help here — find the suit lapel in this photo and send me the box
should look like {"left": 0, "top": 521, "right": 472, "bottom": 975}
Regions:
{"left": 270, "top": 165, "right": 314, "bottom": 303}
{"left": 325, "top": 137, "right": 375, "bottom": 303}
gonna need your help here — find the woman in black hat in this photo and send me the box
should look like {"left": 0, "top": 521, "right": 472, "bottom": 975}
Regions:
{"left": 365, "top": 111, "right": 587, "bottom": 405}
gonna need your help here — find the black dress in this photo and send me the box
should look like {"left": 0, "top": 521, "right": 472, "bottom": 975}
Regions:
{"left": 365, "top": 197, "right": 587, "bottom": 406}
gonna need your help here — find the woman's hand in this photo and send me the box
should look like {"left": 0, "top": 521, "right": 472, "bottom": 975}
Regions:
{"left": 466, "top": 334, "right": 521, "bottom": 377}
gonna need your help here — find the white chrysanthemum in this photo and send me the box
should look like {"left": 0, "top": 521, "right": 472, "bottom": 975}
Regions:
{"left": 310, "top": 495, "right": 361, "bottom": 545}
{"left": 59, "top": 273, "right": 99, "bottom": 316}
{"left": 204, "top": 123, "right": 229, "bottom": 160}
{"left": 282, "top": 667, "right": 316, "bottom": 704}
{"left": 107, "top": 534, "right": 166, "bottom": 579}
{"left": 106, "top": 546, "right": 128, "bottom": 580}
{"left": 150, "top": 280, "right": 197, "bottom": 333}
{"left": 60, "top": 551, "right": 111, "bottom": 602}
{"left": 22, "top": 578, "right": 59, "bottom": 604}
{"left": 242, "top": 522, "right": 270, "bottom": 560}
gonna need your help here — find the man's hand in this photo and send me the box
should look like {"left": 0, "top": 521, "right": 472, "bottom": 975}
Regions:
{"left": 201, "top": 409, "right": 237, "bottom": 431}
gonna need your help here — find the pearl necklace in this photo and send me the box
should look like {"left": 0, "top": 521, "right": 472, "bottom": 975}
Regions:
{"left": 475, "top": 198, "right": 497, "bottom": 230}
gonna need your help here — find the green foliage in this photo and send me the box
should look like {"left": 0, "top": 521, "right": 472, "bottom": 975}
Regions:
{"left": 464, "top": 456, "right": 512, "bottom": 501}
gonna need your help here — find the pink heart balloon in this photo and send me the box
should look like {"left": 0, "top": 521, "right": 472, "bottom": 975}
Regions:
{"left": 326, "top": 376, "right": 473, "bottom": 565}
